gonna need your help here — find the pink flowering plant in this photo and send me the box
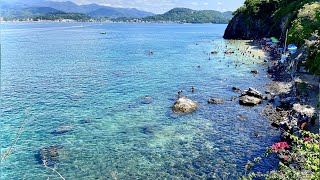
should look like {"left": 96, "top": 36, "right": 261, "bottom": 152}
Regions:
{"left": 271, "top": 141, "right": 290, "bottom": 152}
{"left": 241, "top": 130, "right": 320, "bottom": 180}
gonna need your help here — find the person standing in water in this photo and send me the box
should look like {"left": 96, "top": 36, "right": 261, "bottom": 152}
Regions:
{"left": 191, "top": 86, "right": 195, "bottom": 93}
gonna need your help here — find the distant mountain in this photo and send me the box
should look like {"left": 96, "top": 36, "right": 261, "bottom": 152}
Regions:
{"left": 140, "top": 8, "right": 233, "bottom": 23}
{"left": 0, "top": 0, "right": 154, "bottom": 19}
{"left": 0, "top": 4, "right": 65, "bottom": 19}
{"left": 88, "top": 7, "right": 154, "bottom": 18}
{"left": 23, "top": 7, "right": 64, "bottom": 15}
{"left": 222, "top": 11, "right": 233, "bottom": 20}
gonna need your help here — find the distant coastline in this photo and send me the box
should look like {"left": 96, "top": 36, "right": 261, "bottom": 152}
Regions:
{"left": 0, "top": 4, "right": 233, "bottom": 24}
{"left": 0, "top": 19, "right": 229, "bottom": 24}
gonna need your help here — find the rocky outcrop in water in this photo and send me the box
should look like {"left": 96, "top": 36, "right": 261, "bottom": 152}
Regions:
{"left": 241, "top": 87, "right": 263, "bottom": 99}
{"left": 208, "top": 98, "right": 224, "bottom": 104}
{"left": 172, "top": 97, "right": 198, "bottom": 114}
{"left": 239, "top": 88, "right": 264, "bottom": 106}
{"left": 239, "top": 95, "right": 262, "bottom": 106}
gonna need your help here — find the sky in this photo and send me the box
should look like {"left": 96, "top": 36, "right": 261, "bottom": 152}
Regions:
{"left": 53, "top": 0, "right": 245, "bottom": 14}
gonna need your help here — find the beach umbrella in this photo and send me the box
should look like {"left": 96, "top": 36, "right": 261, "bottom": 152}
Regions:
{"left": 271, "top": 37, "right": 280, "bottom": 43}
{"left": 288, "top": 44, "right": 297, "bottom": 53}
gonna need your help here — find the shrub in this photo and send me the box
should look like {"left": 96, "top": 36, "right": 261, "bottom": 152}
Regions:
{"left": 241, "top": 131, "right": 320, "bottom": 180}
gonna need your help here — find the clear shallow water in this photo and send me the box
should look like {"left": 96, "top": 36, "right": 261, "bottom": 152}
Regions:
{"left": 1, "top": 23, "right": 279, "bottom": 179}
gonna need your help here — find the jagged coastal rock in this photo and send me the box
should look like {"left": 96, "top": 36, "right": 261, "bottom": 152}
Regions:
{"left": 172, "top": 97, "right": 198, "bottom": 114}
{"left": 241, "top": 87, "right": 263, "bottom": 99}
{"left": 239, "top": 87, "right": 264, "bottom": 106}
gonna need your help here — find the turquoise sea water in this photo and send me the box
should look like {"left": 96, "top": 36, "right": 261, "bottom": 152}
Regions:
{"left": 1, "top": 23, "right": 279, "bottom": 179}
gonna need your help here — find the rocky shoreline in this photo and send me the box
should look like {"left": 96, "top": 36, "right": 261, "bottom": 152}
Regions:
{"left": 260, "top": 41, "right": 318, "bottom": 135}
{"left": 223, "top": 39, "right": 319, "bottom": 134}
{"left": 171, "top": 38, "right": 318, "bottom": 140}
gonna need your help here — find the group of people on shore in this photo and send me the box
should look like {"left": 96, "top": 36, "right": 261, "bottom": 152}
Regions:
{"left": 259, "top": 37, "right": 318, "bottom": 140}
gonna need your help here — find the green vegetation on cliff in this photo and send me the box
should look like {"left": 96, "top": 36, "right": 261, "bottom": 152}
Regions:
{"left": 288, "top": 3, "right": 320, "bottom": 74}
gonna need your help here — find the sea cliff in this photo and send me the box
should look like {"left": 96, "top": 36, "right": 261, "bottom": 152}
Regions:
{"left": 223, "top": 11, "right": 286, "bottom": 40}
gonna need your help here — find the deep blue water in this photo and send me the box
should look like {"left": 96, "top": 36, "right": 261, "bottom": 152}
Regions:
{"left": 1, "top": 23, "right": 279, "bottom": 179}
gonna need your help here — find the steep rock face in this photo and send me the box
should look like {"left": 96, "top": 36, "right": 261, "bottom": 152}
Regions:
{"left": 223, "top": 12, "right": 285, "bottom": 40}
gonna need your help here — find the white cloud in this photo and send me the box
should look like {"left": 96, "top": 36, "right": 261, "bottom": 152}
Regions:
{"left": 191, "top": 2, "right": 199, "bottom": 6}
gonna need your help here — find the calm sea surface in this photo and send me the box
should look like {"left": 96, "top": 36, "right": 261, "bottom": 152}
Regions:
{"left": 1, "top": 23, "right": 279, "bottom": 179}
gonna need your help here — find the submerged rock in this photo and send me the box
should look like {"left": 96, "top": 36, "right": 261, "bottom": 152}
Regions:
{"left": 239, "top": 95, "right": 262, "bottom": 106}
{"left": 172, "top": 97, "right": 198, "bottom": 114}
{"left": 237, "top": 115, "right": 248, "bottom": 121}
{"left": 253, "top": 132, "right": 262, "bottom": 138}
{"left": 80, "top": 118, "right": 92, "bottom": 124}
{"left": 141, "top": 96, "right": 154, "bottom": 104}
{"left": 36, "top": 145, "right": 63, "bottom": 167}
{"left": 208, "top": 98, "right": 224, "bottom": 104}
{"left": 52, "top": 126, "right": 73, "bottom": 135}
{"left": 139, "top": 125, "right": 159, "bottom": 135}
